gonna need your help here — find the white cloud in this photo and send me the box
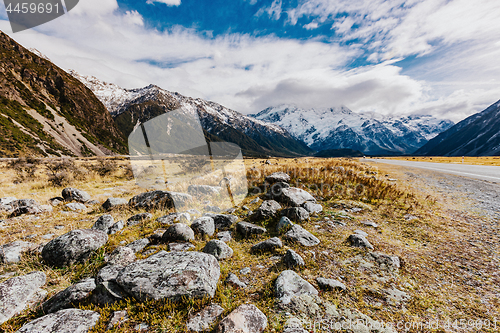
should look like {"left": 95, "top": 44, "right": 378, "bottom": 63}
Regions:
{"left": 146, "top": 0, "right": 181, "bottom": 6}
{"left": 303, "top": 22, "right": 319, "bottom": 30}
{"left": 0, "top": 0, "right": 499, "bottom": 123}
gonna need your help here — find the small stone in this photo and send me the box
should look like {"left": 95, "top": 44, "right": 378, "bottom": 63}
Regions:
{"left": 125, "top": 238, "right": 150, "bottom": 253}
{"left": 191, "top": 216, "right": 215, "bottom": 237}
{"left": 316, "top": 277, "right": 346, "bottom": 291}
{"left": 301, "top": 202, "right": 322, "bottom": 214}
{"left": 236, "top": 221, "right": 267, "bottom": 238}
{"left": 282, "top": 207, "right": 309, "bottom": 222}
{"left": 276, "top": 187, "right": 316, "bottom": 207}
{"left": 168, "top": 242, "right": 195, "bottom": 251}
{"left": 0, "top": 241, "right": 37, "bottom": 263}
{"left": 102, "top": 197, "right": 128, "bottom": 210}
{"left": 162, "top": 223, "right": 195, "bottom": 242}
{"left": 54, "top": 225, "right": 64, "bottom": 230}
{"left": 92, "top": 215, "right": 114, "bottom": 232}
{"left": 265, "top": 172, "right": 290, "bottom": 184}
{"left": 64, "top": 202, "right": 87, "bottom": 211}
{"left": 347, "top": 234, "right": 374, "bottom": 250}
{"left": 216, "top": 231, "right": 232, "bottom": 242}
{"left": 134, "top": 323, "right": 149, "bottom": 331}
{"left": 107, "top": 310, "right": 129, "bottom": 330}
{"left": 42, "top": 233, "right": 55, "bottom": 240}
{"left": 203, "top": 240, "right": 233, "bottom": 260}
{"left": 361, "top": 221, "right": 378, "bottom": 228}
{"left": 62, "top": 188, "right": 91, "bottom": 203}
{"left": 215, "top": 304, "right": 267, "bottom": 333}
{"left": 283, "top": 249, "right": 305, "bottom": 268}
{"left": 157, "top": 213, "right": 179, "bottom": 225}
{"left": 42, "top": 278, "right": 96, "bottom": 313}
{"left": 276, "top": 216, "right": 294, "bottom": 232}
{"left": 240, "top": 267, "right": 251, "bottom": 275}
{"left": 249, "top": 198, "right": 261, "bottom": 204}
{"left": 274, "top": 270, "right": 318, "bottom": 304}
{"left": 186, "top": 304, "right": 224, "bottom": 332}
{"left": 105, "top": 247, "right": 136, "bottom": 266}
{"left": 108, "top": 220, "right": 125, "bottom": 235}
{"left": 127, "top": 213, "right": 153, "bottom": 226}
{"left": 284, "top": 225, "right": 320, "bottom": 247}
{"left": 251, "top": 237, "right": 282, "bottom": 253}
{"left": 213, "top": 214, "right": 238, "bottom": 230}
{"left": 225, "top": 273, "right": 247, "bottom": 289}
{"left": 252, "top": 200, "right": 282, "bottom": 220}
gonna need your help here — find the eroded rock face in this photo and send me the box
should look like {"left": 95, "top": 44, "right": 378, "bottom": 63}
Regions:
{"left": 129, "top": 190, "right": 192, "bottom": 210}
{"left": 62, "top": 188, "right": 91, "bottom": 203}
{"left": 284, "top": 225, "right": 320, "bottom": 247}
{"left": 42, "top": 278, "right": 96, "bottom": 314}
{"left": 15, "top": 308, "right": 100, "bottom": 333}
{"left": 0, "top": 241, "right": 37, "bottom": 263}
{"left": 275, "top": 270, "right": 318, "bottom": 305}
{"left": 277, "top": 188, "right": 316, "bottom": 207}
{"left": 186, "top": 304, "right": 224, "bottom": 332}
{"left": 116, "top": 251, "right": 220, "bottom": 301}
{"left": 215, "top": 304, "right": 267, "bottom": 333}
{"left": 41, "top": 229, "right": 108, "bottom": 267}
{"left": 0, "top": 271, "right": 47, "bottom": 324}
{"left": 236, "top": 222, "right": 267, "bottom": 238}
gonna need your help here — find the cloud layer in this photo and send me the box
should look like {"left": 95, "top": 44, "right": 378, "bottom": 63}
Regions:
{"left": 1, "top": 0, "right": 499, "bottom": 122}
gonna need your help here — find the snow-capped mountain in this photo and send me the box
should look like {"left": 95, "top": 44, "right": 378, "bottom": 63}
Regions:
{"left": 251, "top": 105, "right": 454, "bottom": 155}
{"left": 71, "top": 72, "right": 311, "bottom": 157}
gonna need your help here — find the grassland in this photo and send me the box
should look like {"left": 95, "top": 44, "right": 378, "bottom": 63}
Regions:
{"left": 0, "top": 156, "right": 499, "bottom": 332}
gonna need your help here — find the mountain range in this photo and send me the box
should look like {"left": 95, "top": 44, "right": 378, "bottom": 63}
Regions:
{"left": 0, "top": 31, "right": 126, "bottom": 157}
{"left": 415, "top": 99, "right": 500, "bottom": 156}
{"left": 251, "top": 105, "right": 455, "bottom": 155}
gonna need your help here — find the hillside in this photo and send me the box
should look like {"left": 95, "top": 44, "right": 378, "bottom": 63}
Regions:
{"left": 251, "top": 105, "right": 454, "bottom": 155}
{"left": 415, "top": 99, "right": 500, "bottom": 156}
{"left": 0, "top": 31, "right": 127, "bottom": 157}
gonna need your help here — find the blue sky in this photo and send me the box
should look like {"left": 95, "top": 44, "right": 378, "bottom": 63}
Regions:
{"left": 1, "top": 0, "right": 500, "bottom": 121}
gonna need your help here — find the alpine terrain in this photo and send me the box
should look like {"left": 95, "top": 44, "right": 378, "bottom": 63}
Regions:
{"left": 415, "top": 99, "right": 500, "bottom": 156}
{"left": 70, "top": 72, "right": 311, "bottom": 158}
{"left": 0, "top": 31, "right": 127, "bottom": 157}
{"left": 252, "top": 105, "right": 454, "bottom": 155}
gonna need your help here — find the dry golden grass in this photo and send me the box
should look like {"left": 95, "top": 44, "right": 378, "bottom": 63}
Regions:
{"left": 383, "top": 155, "right": 500, "bottom": 166}
{"left": 0, "top": 156, "right": 498, "bottom": 332}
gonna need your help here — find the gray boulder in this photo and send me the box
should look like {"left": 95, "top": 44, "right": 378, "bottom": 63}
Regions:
{"left": 316, "top": 277, "right": 346, "bottom": 291}
{"left": 283, "top": 249, "right": 305, "bottom": 268}
{"left": 217, "top": 231, "right": 232, "bottom": 242}
{"left": 276, "top": 216, "right": 294, "bottom": 232}
{"left": 252, "top": 200, "right": 282, "bottom": 220}
{"left": 62, "top": 188, "right": 91, "bottom": 203}
{"left": 251, "top": 237, "right": 282, "bottom": 253}
{"left": 284, "top": 225, "right": 320, "bottom": 247}
{"left": 15, "top": 308, "right": 100, "bottom": 333}
{"left": 91, "top": 214, "right": 114, "bottom": 232}
{"left": 108, "top": 220, "right": 125, "bottom": 235}
{"left": 225, "top": 273, "right": 247, "bottom": 289}
{"left": 129, "top": 190, "right": 191, "bottom": 210}
{"left": 281, "top": 207, "right": 309, "bottom": 222}
{"left": 41, "top": 229, "right": 108, "bottom": 267}
{"left": 92, "top": 265, "right": 128, "bottom": 306}
{"left": 265, "top": 172, "right": 290, "bottom": 184}
{"left": 347, "top": 234, "right": 374, "bottom": 250}
{"left": 0, "top": 271, "right": 47, "bottom": 324}
{"left": 125, "top": 238, "right": 150, "bottom": 253}
{"left": 236, "top": 221, "right": 266, "bottom": 238}
{"left": 168, "top": 242, "right": 195, "bottom": 251}
{"left": 162, "top": 223, "right": 195, "bottom": 242}
{"left": 157, "top": 213, "right": 179, "bottom": 225}
{"left": 191, "top": 216, "right": 215, "bottom": 237}
{"left": 127, "top": 212, "right": 153, "bottom": 226}
{"left": 302, "top": 202, "right": 322, "bottom": 214}
{"left": 203, "top": 240, "right": 233, "bottom": 260}
{"left": 102, "top": 197, "right": 128, "bottom": 210}
{"left": 0, "top": 241, "right": 37, "bottom": 263}
{"left": 277, "top": 187, "right": 316, "bottom": 207}
{"left": 9, "top": 199, "right": 44, "bottom": 217}
{"left": 274, "top": 270, "right": 318, "bottom": 304}
{"left": 213, "top": 214, "right": 238, "bottom": 230}
{"left": 64, "top": 203, "right": 87, "bottom": 211}
{"left": 186, "top": 304, "right": 224, "bottom": 332}
{"left": 215, "top": 304, "right": 267, "bottom": 333}
{"left": 107, "top": 310, "right": 129, "bottom": 330}
{"left": 42, "top": 278, "right": 96, "bottom": 314}
{"left": 116, "top": 251, "right": 220, "bottom": 301}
